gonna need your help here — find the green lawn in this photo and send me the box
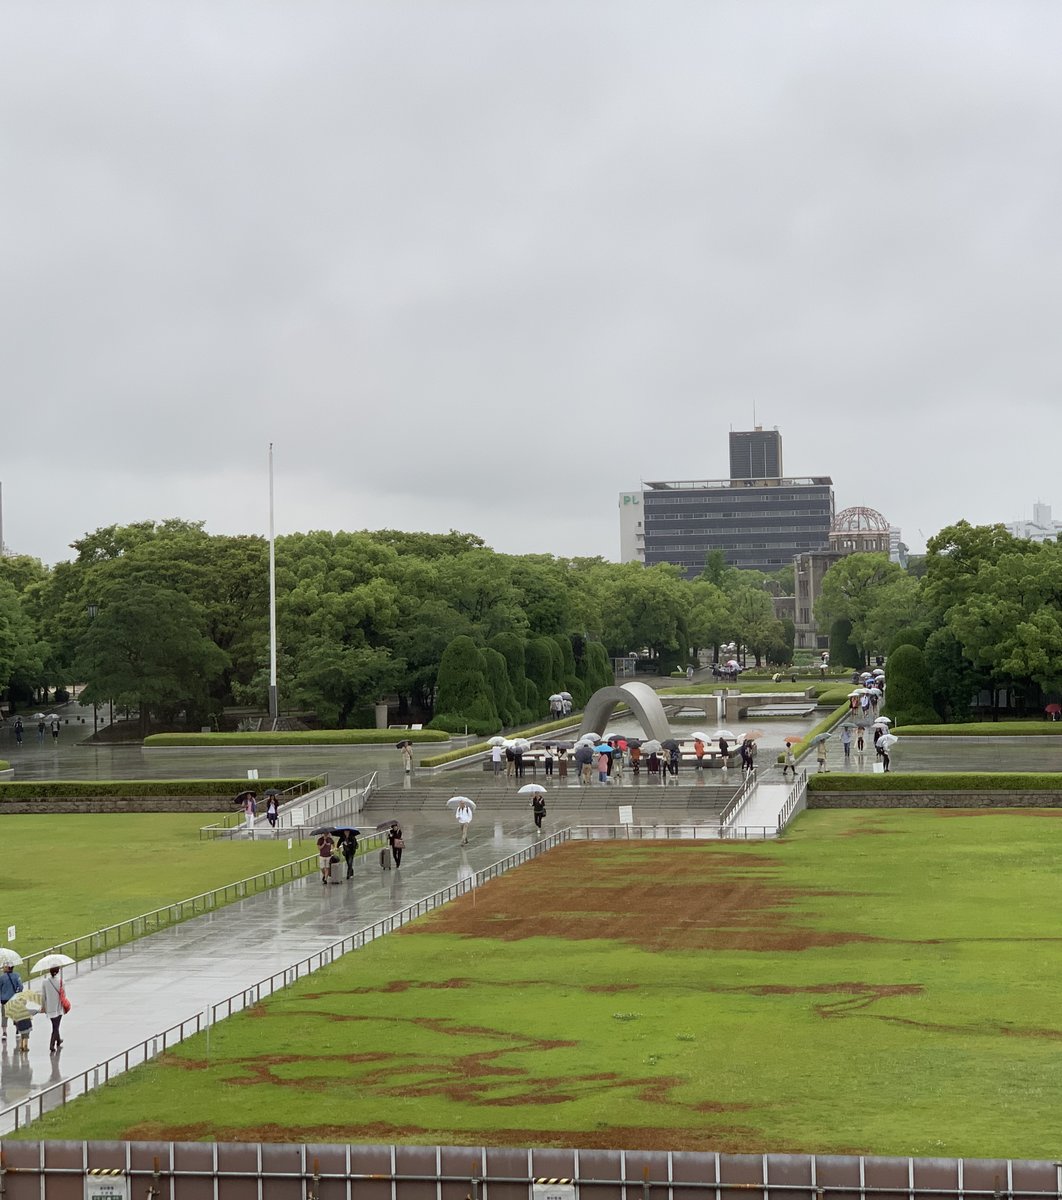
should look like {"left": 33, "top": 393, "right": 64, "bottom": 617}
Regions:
{"left": 1, "top": 814, "right": 306, "bottom": 953}
{"left": 25, "top": 809, "right": 1062, "bottom": 1158}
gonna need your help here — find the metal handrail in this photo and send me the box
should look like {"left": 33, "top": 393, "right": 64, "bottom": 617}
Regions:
{"left": 199, "top": 774, "right": 329, "bottom": 839}
{"left": 718, "top": 766, "right": 757, "bottom": 827}
{"left": 777, "top": 769, "right": 809, "bottom": 830}
{"left": 0, "top": 821, "right": 766, "bottom": 1131}
{"left": 276, "top": 771, "right": 378, "bottom": 830}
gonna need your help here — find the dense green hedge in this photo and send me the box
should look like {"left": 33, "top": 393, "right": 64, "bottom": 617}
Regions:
{"left": 144, "top": 730, "right": 449, "bottom": 747}
{"left": 0, "top": 777, "right": 311, "bottom": 801}
{"left": 420, "top": 713, "right": 596, "bottom": 768}
{"left": 809, "top": 772, "right": 1062, "bottom": 792}
{"left": 893, "top": 722, "right": 1062, "bottom": 737}
{"left": 0, "top": 760, "right": 9, "bottom": 772}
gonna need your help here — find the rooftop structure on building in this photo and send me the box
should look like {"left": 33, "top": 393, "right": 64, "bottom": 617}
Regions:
{"left": 1005, "top": 502, "right": 1062, "bottom": 543}
{"left": 618, "top": 428, "right": 834, "bottom": 579}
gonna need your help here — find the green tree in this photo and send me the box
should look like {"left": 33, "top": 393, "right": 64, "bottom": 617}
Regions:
{"left": 884, "top": 644, "right": 941, "bottom": 726}
{"left": 430, "top": 636, "right": 499, "bottom": 734}
{"left": 829, "top": 619, "right": 861, "bottom": 668}
{"left": 480, "top": 646, "right": 520, "bottom": 726}
{"left": 815, "top": 554, "right": 906, "bottom": 658}
{"left": 923, "top": 627, "right": 985, "bottom": 723}
{"left": 77, "top": 583, "right": 229, "bottom": 732}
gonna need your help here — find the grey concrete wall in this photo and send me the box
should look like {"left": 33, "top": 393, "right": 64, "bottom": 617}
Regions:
{"left": 808, "top": 791, "right": 1062, "bottom": 809}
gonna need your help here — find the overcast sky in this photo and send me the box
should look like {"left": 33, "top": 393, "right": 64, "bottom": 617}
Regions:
{"left": 3, "top": 1, "right": 1060, "bottom": 567}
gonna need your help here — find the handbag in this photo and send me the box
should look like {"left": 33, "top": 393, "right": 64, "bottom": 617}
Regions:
{"left": 393, "top": 837, "right": 405, "bottom": 849}
{"left": 58, "top": 982, "right": 71, "bottom": 1014}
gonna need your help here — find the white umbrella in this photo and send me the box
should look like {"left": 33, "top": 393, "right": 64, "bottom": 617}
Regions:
{"left": 873, "top": 668, "right": 886, "bottom": 677}
{"left": 46, "top": 714, "right": 58, "bottom": 721}
{"left": 510, "top": 738, "right": 531, "bottom": 752}
{"left": 580, "top": 732, "right": 601, "bottom": 742}
{"left": 518, "top": 783, "right": 547, "bottom": 795}
{"left": 0, "top": 947, "right": 23, "bottom": 967}
{"left": 446, "top": 796, "right": 476, "bottom": 810}
{"left": 548, "top": 693, "right": 563, "bottom": 703}
{"left": 31, "top": 953, "right": 75, "bottom": 974}
{"left": 690, "top": 731, "right": 710, "bottom": 741}
{"left": 487, "top": 736, "right": 507, "bottom": 747}
{"left": 714, "top": 730, "right": 737, "bottom": 741}
{"left": 868, "top": 687, "right": 882, "bottom": 697}
{"left": 860, "top": 672, "right": 873, "bottom": 680}
{"left": 873, "top": 716, "right": 893, "bottom": 725}
{"left": 33, "top": 712, "right": 44, "bottom": 720}
{"left": 642, "top": 739, "right": 663, "bottom": 754}
{"left": 879, "top": 733, "right": 899, "bottom": 750}
{"left": 848, "top": 689, "right": 866, "bottom": 697}
{"left": 559, "top": 691, "right": 572, "bottom": 700}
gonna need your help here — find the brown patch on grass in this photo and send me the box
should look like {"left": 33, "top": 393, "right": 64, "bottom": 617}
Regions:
{"left": 838, "top": 820, "right": 896, "bottom": 837}
{"left": 401, "top": 842, "right": 878, "bottom": 952}
{"left": 301, "top": 979, "right": 472, "bottom": 998}
{"left": 934, "top": 808, "right": 1062, "bottom": 819}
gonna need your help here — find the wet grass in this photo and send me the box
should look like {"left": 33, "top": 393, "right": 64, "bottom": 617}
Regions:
{"left": 2, "top": 813, "right": 306, "bottom": 953}
{"left": 19, "top": 810, "right": 1062, "bottom": 1158}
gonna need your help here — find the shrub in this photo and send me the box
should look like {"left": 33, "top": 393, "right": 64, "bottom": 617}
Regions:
{"left": 808, "top": 772, "right": 1062, "bottom": 792}
{"left": 0, "top": 759, "right": 9, "bottom": 773}
{"left": 579, "top": 641, "right": 614, "bottom": 693}
{"left": 480, "top": 646, "right": 521, "bottom": 726}
{"left": 144, "top": 730, "right": 448, "bottom": 747}
{"left": 434, "top": 636, "right": 500, "bottom": 730}
{"left": 427, "top": 713, "right": 499, "bottom": 737}
{"left": 489, "top": 634, "right": 533, "bottom": 722}
{"left": 888, "top": 626, "right": 927, "bottom": 654}
{"left": 884, "top": 644, "right": 941, "bottom": 726}
{"left": 0, "top": 777, "right": 311, "bottom": 801}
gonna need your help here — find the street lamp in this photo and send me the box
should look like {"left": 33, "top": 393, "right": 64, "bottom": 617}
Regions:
{"left": 86, "top": 603, "right": 99, "bottom": 736}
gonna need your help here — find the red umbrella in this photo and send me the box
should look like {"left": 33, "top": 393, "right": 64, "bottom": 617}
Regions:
{"left": 1046, "top": 703, "right": 1061, "bottom": 715}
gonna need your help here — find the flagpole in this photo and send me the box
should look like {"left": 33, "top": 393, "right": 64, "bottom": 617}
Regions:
{"left": 268, "top": 443, "right": 278, "bottom": 724}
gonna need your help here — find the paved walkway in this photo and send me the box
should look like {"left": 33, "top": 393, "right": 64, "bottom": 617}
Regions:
{"left": 0, "top": 792, "right": 710, "bottom": 1123}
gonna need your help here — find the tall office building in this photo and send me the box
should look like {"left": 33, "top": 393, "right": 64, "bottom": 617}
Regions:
{"left": 619, "top": 427, "right": 834, "bottom": 578}
{"left": 729, "top": 427, "right": 782, "bottom": 480}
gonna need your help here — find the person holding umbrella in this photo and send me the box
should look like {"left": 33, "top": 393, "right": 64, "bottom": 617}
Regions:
{"left": 316, "top": 830, "right": 335, "bottom": 883}
{"left": 400, "top": 740, "right": 414, "bottom": 775}
{"left": 339, "top": 829, "right": 359, "bottom": 878}
{"left": 448, "top": 798, "right": 475, "bottom": 845}
{"left": 265, "top": 791, "right": 280, "bottom": 829}
{"left": 40, "top": 966, "right": 66, "bottom": 1052}
{"left": 388, "top": 822, "right": 404, "bottom": 867}
{"left": 1, "top": 956, "right": 24, "bottom": 1042}
{"left": 243, "top": 791, "right": 257, "bottom": 835}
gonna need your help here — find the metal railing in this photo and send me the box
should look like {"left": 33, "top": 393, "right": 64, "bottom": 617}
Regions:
{"left": 276, "top": 771, "right": 378, "bottom": 831}
{"left": 16, "top": 855, "right": 330, "bottom": 976}
{"left": 717, "top": 765, "right": 757, "bottom": 828}
{"left": 199, "top": 774, "right": 329, "bottom": 838}
{"left": 777, "top": 769, "right": 809, "bottom": 831}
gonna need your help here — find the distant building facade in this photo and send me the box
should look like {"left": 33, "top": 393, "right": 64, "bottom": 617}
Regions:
{"left": 1005, "top": 502, "right": 1062, "bottom": 543}
{"left": 618, "top": 428, "right": 834, "bottom": 579}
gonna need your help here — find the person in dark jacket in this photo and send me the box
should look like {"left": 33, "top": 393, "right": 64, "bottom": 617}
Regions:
{"left": 340, "top": 830, "right": 359, "bottom": 879}
{"left": 388, "top": 823, "right": 404, "bottom": 868}
{"left": 1, "top": 963, "right": 24, "bottom": 1043}
{"left": 531, "top": 794, "right": 546, "bottom": 830}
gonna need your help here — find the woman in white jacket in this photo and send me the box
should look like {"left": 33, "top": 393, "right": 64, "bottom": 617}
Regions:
{"left": 40, "top": 967, "right": 65, "bottom": 1052}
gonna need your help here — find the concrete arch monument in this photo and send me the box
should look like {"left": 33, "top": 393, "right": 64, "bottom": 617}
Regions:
{"left": 577, "top": 680, "right": 672, "bottom": 743}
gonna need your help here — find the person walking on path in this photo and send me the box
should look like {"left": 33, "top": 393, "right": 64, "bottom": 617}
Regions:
{"left": 781, "top": 743, "right": 797, "bottom": 779}
{"left": 265, "top": 794, "right": 279, "bottom": 829}
{"left": 695, "top": 737, "right": 707, "bottom": 769}
{"left": 816, "top": 740, "right": 829, "bottom": 773}
{"left": 41, "top": 967, "right": 65, "bottom": 1052}
{"left": 840, "top": 726, "right": 852, "bottom": 761}
{"left": 597, "top": 750, "right": 610, "bottom": 783}
{"left": 543, "top": 745, "right": 554, "bottom": 777}
{"left": 491, "top": 744, "right": 504, "bottom": 776}
{"left": 1, "top": 962, "right": 23, "bottom": 1042}
{"left": 13, "top": 716, "right": 23, "bottom": 746}
{"left": 856, "top": 727, "right": 865, "bottom": 754}
{"left": 739, "top": 739, "right": 755, "bottom": 776}
{"left": 531, "top": 794, "right": 546, "bottom": 830}
{"left": 505, "top": 746, "right": 516, "bottom": 779}
{"left": 557, "top": 746, "right": 568, "bottom": 781}
{"left": 881, "top": 745, "right": 891, "bottom": 773}
{"left": 388, "top": 823, "right": 404, "bottom": 868}
{"left": 50, "top": 718, "right": 60, "bottom": 743}
{"left": 455, "top": 802, "right": 473, "bottom": 845}
{"left": 36, "top": 719, "right": 45, "bottom": 743}
{"left": 401, "top": 742, "right": 414, "bottom": 775}
{"left": 316, "top": 832, "right": 335, "bottom": 883}
{"left": 340, "top": 830, "right": 359, "bottom": 878}
{"left": 243, "top": 792, "right": 257, "bottom": 835}
{"left": 668, "top": 745, "right": 680, "bottom": 777}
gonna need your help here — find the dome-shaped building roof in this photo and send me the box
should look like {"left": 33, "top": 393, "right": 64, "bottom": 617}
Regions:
{"left": 829, "top": 506, "right": 891, "bottom": 553}
{"left": 832, "top": 506, "right": 890, "bottom": 533}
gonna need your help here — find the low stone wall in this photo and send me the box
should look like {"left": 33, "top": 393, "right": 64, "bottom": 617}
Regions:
{"left": 808, "top": 790, "right": 1062, "bottom": 809}
{"left": 0, "top": 796, "right": 236, "bottom": 814}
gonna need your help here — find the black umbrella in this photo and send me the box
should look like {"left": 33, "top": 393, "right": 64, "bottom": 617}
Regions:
{"left": 262, "top": 788, "right": 281, "bottom": 797}
{"left": 311, "top": 827, "right": 338, "bottom": 836}
{"left": 550, "top": 740, "right": 574, "bottom": 750}
{"left": 331, "top": 826, "right": 361, "bottom": 835}
{"left": 573, "top": 745, "right": 593, "bottom": 764}
{"left": 375, "top": 819, "right": 400, "bottom": 830}
{"left": 233, "top": 789, "right": 256, "bottom": 805}
{"left": 395, "top": 739, "right": 413, "bottom": 749}
{"left": 661, "top": 739, "right": 680, "bottom": 751}
{"left": 625, "top": 737, "right": 642, "bottom": 748}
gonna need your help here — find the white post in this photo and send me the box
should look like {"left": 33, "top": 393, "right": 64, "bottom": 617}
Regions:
{"left": 268, "top": 443, "right": 278, "bottom": 722}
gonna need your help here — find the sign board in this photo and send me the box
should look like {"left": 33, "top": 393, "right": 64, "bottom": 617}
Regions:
{"left": 534, "top": 1182, "right": 577, "bottom": 1200}
{"left": 85, "top": 1173, "right": 130, "bottom": 1200}
{"left": 7, "top": 925, "right": 15, "bottom": 943}
{"left": 246, "top": 768, "right": 259, "bottom": 780}
{"left": 618, "top": 804, "right": 634, "bottom": 826}
{"left": 289, "top": 808, "right": 305, "bottom": 826}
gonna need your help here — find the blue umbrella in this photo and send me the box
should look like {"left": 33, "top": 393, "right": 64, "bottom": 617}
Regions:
{"left": 594, "top": 743, "right": 612, "bottom": 753}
